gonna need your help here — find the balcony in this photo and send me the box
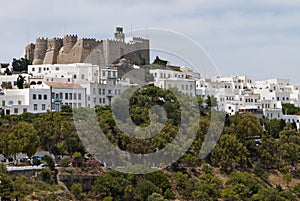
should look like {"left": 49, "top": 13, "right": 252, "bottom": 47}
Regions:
{"left": 53, "top": 98, "right": 62, "bottom": 102}
{"left": 107, "top": 93, "right": 113, "bottom": 97}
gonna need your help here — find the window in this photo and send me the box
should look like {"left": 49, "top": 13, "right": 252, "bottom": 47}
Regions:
{"left": 102, "top": 89, "right": 105, "bottom": 95}
{"left": 32, "top": 68, "right": 35, "bottom": 71}
{"left": 74, "top": 93, "right": 77, "bottom": 100}
{"left": 18, "top": 100, "right": 22, "bottom": 105}
{"left": 88, "top": 96, "right": 90, "bottom": 101}
{"left": 51, "top": 92, "right": 55, "bottom": 99}
{"left": 78, "top": 93, "right": 81, "bottom": 100}
{"left": 81, "top": 74, "right": 85, "bottom": 79}
{"left": 42, "top": 104, "right": 46, "bottom": 110}
{"left": 23, "top": 108, "right": 27, "bottom": 113}
{"left": 65, "top": 93, "right": 68, "bottom": 100}
{"left": 44, "top": 94, "right": 47, "bottom": 100}
{"left": 8, "top": 101, "right": 13, "bottom": 105}
{"left": 99, "top": 98, "right": 102, "bottom": 104}
{"left": 78, "top": 103, "right": 81, "bottom": 108}
{"left": 55, "top": 93, "right": 59, "bottom": 99}
{"left": 103, "top": 98, "right": 106, "bottom": 104}
{"left": 55, "top": 67, "right": 59, "bottom": 71}
{"left": 33, "top": 94, "right": 37, "bottom": 100}
{"left": 34, "top": 104, "right": 38, "bottom": 110}
{"left": 73, "top": 103, "right": 77, "bottom": 108}
{"left": 74, "top": 75, "right": 77, "bottom": 79}
{"left": 99, "top": 89, "right": 101, "bottom": 95}
{"left": 14, "top": 108, "right": 18, "bottom": 114}
{"left": 2, "top": 100, "right": 5, "bottom": 106}
{"left": 69, "top": 93, "right": 72, "bottom": 100}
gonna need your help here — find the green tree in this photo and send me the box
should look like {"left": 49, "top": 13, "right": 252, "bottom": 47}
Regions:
{"left": 147, "top": 193, "right": 168, "bottom": 201}
{"left": 5, "top": 121, "right": 39, "bottom": 161}
{"left": 279, "top": 124, "right": 300, "bottom": 168}
{"left": 134, "top": 179, "right": 162, "bottom": 201}
{"left": 205, "top": 95, "right": 217, "bottom": 107}
{"left": 12, "top": 57, "right": 31, "bottom": 72}
{"left": 210, "top": 134, "right": 249, "bottom": 173}
{"left": 0, "top": 163, "right": 14, "bottom": 197}
{"left": 4, "top": 67, "right": 12, "bottom": 75}
{"left": 1, "top": 81, "right": 12, "bottom": 89}
{"left": 43, "top": 154, "right": 55, "bottom": 171}
{"left": 34, "top": 111, "right": 82, "bottom": 155}
{"left": 153, "top": 56, "right": 168, "bottom": 66}
{"left": 71, "top": 183, "right": 83, "bottom": 199}
{"left": 61, "top": 105, "right": 72, "bottom": 113}
{"left": 223, "top": 172, "right": 263, "bottom": 200}
{"left": 71, "top": 152, "right": 83, "bottom": 167}
{"left": 16, "top": 74, "right": 25, "bottom": 89}
{"left": 92, "top": 170, "right": 131, "bottom": 200}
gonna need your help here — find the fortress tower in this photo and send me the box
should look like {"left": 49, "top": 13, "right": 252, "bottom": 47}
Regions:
{"left": 63, "top": 34, "right": 78, "bottom": 54}
{"left": 33, "top": 37, "right": 48, "bottom": 65}
{"left": 25, "top": 43, "right": 35, "bottom": 61}
{"left": 25, "top": 27, "right": 150, "bottom": 66}
{"left": 43, "top": 38, "right": 63, "bottom": 64}
{"left": 114, "top": 27, "right": 125, "bottom": 42}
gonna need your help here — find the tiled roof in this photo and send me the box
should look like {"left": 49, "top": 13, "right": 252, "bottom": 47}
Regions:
{"left": 44, "top": 82, "right": 82, "bottom": 88}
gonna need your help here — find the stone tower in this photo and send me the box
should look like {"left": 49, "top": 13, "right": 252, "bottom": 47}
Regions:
{"left": 43, "top": 38, "right": 63, "bottom": 64}
{"left": 63, "top": 34, "right": 78, "bottom": 54}
{"left": 33, "top": 37, "right": 48, "bottom": 65}
{"left": 114, "top": 27, "right": 125, "bottom": 42}
{"left": 25, "top": 43, "right": 35, "bottom": 61}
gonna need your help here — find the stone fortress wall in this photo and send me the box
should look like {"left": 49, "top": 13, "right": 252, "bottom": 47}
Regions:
{"left": 25, "top": 27, "right": 150, "bottom": 66}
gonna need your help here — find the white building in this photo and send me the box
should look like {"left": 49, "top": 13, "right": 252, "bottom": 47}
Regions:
{"left": 28, "top": 63, "right": 99, "bottom": 84}
{"left": 150, "top": 69, "right": 197, "bottom": 96}
{"left": 0, "top": 74, "right": 29, "bottom": 89}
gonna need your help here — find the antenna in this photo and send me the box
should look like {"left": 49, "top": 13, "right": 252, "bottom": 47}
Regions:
{"left": 27, "top": 29, "right": 29, "bottom": 45}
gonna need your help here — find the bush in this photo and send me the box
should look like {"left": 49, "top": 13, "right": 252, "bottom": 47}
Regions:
{"left": 71, "top": 183, "right": 83, "bottom": 199}
{"left": 40, "top": 169, "right": 51, "bottom": 181}
{"left": 43, "top": 194, "right": 57, "bottom": 201}
{"left": 103, "top": 196, "right": 113, "bottom": 201}
{"left": 61, "top": 158, "right": 71, "bottom": 167}
{"left": 43, "top": 155, "right": 55, "bottom": 171}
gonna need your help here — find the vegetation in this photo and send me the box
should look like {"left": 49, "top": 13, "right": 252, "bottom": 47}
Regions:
{"left": 11, "top": 57, "right": 31, "bottom": 72}
{"left": 0, "top": 86, "right": 299, "bottom": 200}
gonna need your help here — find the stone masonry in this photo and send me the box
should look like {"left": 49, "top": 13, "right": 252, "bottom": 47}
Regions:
{"left": 25, "top": 27, "right": 150, "bottom": 66}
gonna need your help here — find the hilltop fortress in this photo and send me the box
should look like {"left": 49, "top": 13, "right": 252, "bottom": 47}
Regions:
{"left": 25, "top": 27, "right": 150, "bottom": 66}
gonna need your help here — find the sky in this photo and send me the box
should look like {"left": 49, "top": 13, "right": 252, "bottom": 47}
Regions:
{"left": 0, "top": 0, "right": 300, "bottom": 83}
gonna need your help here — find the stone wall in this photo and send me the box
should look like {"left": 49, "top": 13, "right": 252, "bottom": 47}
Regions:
{"left": 26, "top": 28, "right": 150, "bottom": 66}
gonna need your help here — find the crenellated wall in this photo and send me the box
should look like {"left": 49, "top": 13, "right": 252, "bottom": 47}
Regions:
{"left": 26, "top": 27, "right": 150, "bottom": 66}
{"left": 33, "top": 37, "right": 48, "bottom": 65}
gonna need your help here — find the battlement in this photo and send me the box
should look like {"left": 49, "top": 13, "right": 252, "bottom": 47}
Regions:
{"left": 37, "top": 37, "right": 48, "bottom": 40}
{"left": 64, "top": 34, "right": 78, "bottom": 38}
{"left": 26, "top": 27, "right": 150, "bottom": 65}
